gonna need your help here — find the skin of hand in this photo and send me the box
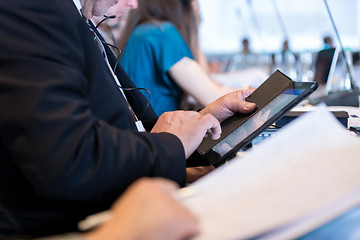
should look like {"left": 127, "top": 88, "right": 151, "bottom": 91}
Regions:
{"left": 151, "top": 111, "right": 221, "bottom": 158}
{"left": 85, "top": 178, "right": 199, "bottom": 240}
{"left": 186, "top": 166, "right": 215, "bottom": 183}
{"left": 200, "top": 89, "right": 257, "bottom": 123}
{"left": 183, "top": 89, "right": 256, "bottom": 182}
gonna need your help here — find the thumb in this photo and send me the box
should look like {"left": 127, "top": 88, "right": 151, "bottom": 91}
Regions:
{"left": 201, "top": 113, "right": 221, "bottom": 140}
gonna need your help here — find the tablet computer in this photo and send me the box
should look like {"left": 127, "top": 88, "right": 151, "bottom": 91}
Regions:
{"left": 196, "top": 70, "right": 318, "bottom": 167}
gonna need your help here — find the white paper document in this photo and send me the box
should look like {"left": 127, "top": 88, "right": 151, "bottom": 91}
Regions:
{"left": 181, "top": 106, "right": 360, "bottom": 240}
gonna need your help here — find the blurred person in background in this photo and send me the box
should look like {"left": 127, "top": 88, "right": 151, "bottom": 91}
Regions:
{"left": 242, "top": 38, "right": 251, "bottom": 54}
{"left": 118, "top": 0, "right": 235, "bottom": 115}
{"left": 323, "top": 35, "right": 334, "bottom": 49}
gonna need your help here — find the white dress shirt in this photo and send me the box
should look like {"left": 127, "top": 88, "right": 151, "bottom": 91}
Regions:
{"left": 72, "top": 0, "right": 82, "bottom": 13}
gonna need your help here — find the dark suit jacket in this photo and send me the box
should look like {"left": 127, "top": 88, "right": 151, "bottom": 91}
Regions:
{"left": 0, "top": 0, "right": 186, "bottom": 237}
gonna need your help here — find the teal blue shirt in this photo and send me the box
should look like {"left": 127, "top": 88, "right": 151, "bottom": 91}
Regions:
{"left": 120, "top": 22, "right": 193, "bottom": 116}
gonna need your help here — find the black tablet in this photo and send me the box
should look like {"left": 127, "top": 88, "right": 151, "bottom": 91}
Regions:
{"left": 196, "top": 70, "right": 318, "bottom": 167}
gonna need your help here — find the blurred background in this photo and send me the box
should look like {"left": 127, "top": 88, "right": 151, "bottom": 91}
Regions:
{"left": 197, "top": 0, "right": 360, "bottom": 90}
{"left": 198, "top": 0, "right": 358, "bottom": 53}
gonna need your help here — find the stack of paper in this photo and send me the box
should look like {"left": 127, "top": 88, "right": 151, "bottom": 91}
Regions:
{"left": 182, "top": 106, "right": 360, "bottom": 240}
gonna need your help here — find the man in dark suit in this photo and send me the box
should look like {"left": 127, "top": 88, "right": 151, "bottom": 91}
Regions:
{"left": 0, "top": 0, "right": 256, "bottom": 237}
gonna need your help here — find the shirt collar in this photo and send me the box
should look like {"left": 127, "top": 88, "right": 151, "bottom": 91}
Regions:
{"left": 72, "top": 0, "right": 82, "bottom": 15}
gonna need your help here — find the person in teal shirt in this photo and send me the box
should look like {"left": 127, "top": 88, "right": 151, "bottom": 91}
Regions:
{"left": 119, "top": 0, "right": 233, "bottom": 116}
{"left": 120, "top": 22, "right": 193, "bottom": 115}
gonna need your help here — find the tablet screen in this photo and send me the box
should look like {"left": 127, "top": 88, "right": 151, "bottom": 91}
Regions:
{"left": 212, "top": 88, "right": 304, "bottom": 157}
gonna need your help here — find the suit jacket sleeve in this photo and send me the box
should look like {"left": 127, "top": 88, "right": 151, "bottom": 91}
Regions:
{"left": 0, "top": 0, "right": 186, "bottom": 204}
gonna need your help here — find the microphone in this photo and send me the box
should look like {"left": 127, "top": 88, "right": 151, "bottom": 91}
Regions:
{"left": 245, "top": 0, "right": 266, "bottom": 52}
{"left": 104, "top": 15, "right": 116, "bottom": 19}
{"left": 95, "top": 15, "right": 116, "bottom": 29}
{"left": 94, "top": 15, "right": 121, "bottom": 55}
{"left": 324, "top": 0, "right": 357, "bottom": 90}
{"left": 319, "top": 0, "right": 360, "bottom": 106}
{"left": 271, "top": 0, "right": 289, "bottom": 41}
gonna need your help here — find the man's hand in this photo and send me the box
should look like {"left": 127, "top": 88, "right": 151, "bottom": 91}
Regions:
{"left": 151, "top": 111, "right": 221, "bottom": 158}
{"left": 186, "top": 166, "right": 215, "bottom": 183}
{"left": 151, "top": 90, "right": 256, "bottom": 159}
{"left": 86, "top": 178, "right": 199, "bottom": 240}
{"left": 200, "top": 89, "right": 256, "bottom": 123}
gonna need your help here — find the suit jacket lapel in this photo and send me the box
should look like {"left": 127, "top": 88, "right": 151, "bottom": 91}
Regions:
{"left": 88, "top": 21, "right": 158, "bottom": 128}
